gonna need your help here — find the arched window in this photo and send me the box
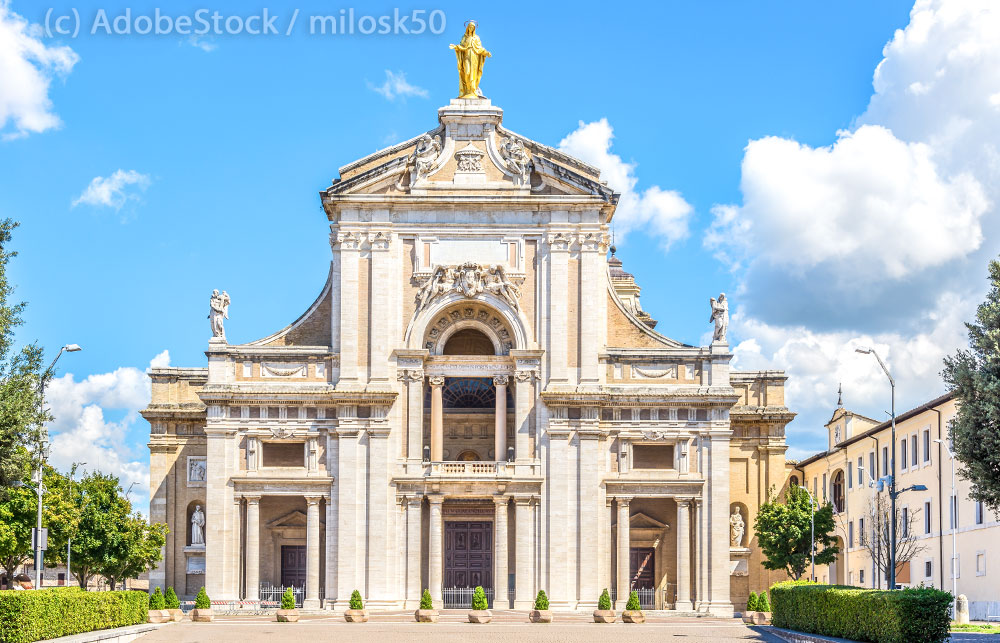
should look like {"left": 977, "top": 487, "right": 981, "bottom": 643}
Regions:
{"left": 789, "top": 475, "right": 799, "bottom": 489}
{"left": 831, "top": 471, "right": 845, "bottom": 513}
{"left": 443, "top": 328, "right": 495, "bottom": 355}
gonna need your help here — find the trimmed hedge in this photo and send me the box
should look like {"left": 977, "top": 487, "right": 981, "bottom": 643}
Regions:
{"left": 0, "top": 588, "right": 147, "bottom": 643}
{"left": 770, "top": 581, "right": 952, "bottom": 643}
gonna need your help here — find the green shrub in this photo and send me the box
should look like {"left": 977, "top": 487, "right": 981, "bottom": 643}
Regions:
{"left": 0, "top": 588, "right": 147, "bottom": 643}
{"left": 280, "top": 587, "right": 296, "bottom": 610}
{"left": 471, "top": 586, "right": 488, "bottom": 611}
{"left": 625, "top": 590, "right": 641, "bottom": 611}
{"left": 598, "top": 588, "right": 612, "bottom": 611}
{"left": 349, "top": 590, "right": 364, "bottom": 610}
{"left": 164, "top": 587, "right": 180, "bottom": 610}
{"left": 533, "top": 590, "right": 549, "bottom": 611}
{"left": 420, "top": 589, "right": 433, "bottom": 610}
{"left": 758, "top": 590, "right": 771, "bottom": 612}
{"left": 149, "top": 587, "right": 165, "bottom": 610}
{"left": 747, "top": 591, "right": 759, "bottom": 612}
{"left": 770, "top": 581, "right": 952, "bottom": 643}
{"left": 194, "top": 587, "right": 211, "bottom": 610}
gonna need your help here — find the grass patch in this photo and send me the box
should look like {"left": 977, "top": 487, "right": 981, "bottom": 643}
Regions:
{"left": 951, "top": 623, "right": 1000, "bottom": 634}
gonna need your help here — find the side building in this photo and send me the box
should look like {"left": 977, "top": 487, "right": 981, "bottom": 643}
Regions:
{"left": 798, "top": 392, "right": 1000, "bottom": 619}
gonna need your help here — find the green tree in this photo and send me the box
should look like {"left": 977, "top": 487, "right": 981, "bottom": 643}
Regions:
{"left": 349, "top": 589, "right": 364, "bottom": 610}
{"left": 149, "top": 587, "right": 165, "bottom": 610}
{"left": 754, "top": 485, "right": 839, "bottom": 580}
{"left": 471, "top": 585, "right": 487, "bottom": 610}
{"left": 280, "top": 587, "right": 296, "bottom": 610}
{"left": 0, "top": 219, "right": 48, "bottom": 490}
{"left": 0, "top": 464, "right": 78, "bottom": 576}
{"left": 165, "top": 587, "right": 180, "bottom": 610}
{"left": 533, "top": 590, "right": 549, "bottom": 610}
{"left": 195, "top": 587, "right": 210, "bottom": 609}
{"left": 625, "top": 590, "right": 640, "bottom": 611}
{"left": 598, "top": 588, "right": 612, "bottom": 610}
{"left": 420, "top": 589, "right": 433, "bottom": 610}
{"left": 943, "top": 258, "right": 1000, "bottom": 513}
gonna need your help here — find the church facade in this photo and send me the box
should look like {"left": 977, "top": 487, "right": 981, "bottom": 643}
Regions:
{"left": 144, "top": 98, "right": 795, "bottom": 614}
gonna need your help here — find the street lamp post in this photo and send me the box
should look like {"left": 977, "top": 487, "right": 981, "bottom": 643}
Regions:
{"left": 859, "top": 465, "right": 879, "bottom": 588}
{"left": 935, "top": 438, "right": 958, "bottom": 616}
{"left": 32, "top": 343, "right": 81, "bottom": 589}
{"left": 799, "top": 485, "right": 816, "bottom": 581}
{"left": 856, "top": 346, "right": 897, "bottom": 588}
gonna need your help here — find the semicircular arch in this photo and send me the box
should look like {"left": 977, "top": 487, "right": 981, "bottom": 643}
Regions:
{"left": 406, "top": 292, "right": 528, "bottom": 355}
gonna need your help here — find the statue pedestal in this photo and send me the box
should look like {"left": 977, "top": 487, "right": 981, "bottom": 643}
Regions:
{"left": 730, "top": 547, "right": 751, "bottom": 576}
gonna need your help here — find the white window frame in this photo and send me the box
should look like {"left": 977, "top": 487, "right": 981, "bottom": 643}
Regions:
{"left": 922, "top": 428, "right": 931, "bottom": 465}
{"left": 900, "top": 438, "right": 908, "bottom": 473}
{"left": 976, "top": 551, "right": 986, "bottom": 577}
{"left": 924, "top": 500, "right": 932, "bottom": 535}
{"left": 924, "top": 558, "right": 933, "bottom": 579}
{"left": 975, "top": 500, "right": 985, "bottom": 525}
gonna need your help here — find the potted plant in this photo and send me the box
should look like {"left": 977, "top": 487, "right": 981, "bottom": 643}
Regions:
{"left": 593, "top": 588, "right": 615, "bottom": 623}
{"left": 467, "top": 585, "right": 492, "bottom": 623}
{"left": 276, "top": 587, "right": 300, "bottom": 622}
{"left": 147, "top": 587, "right": 171, "bottom": 623}
{"left": 529, "top": 590, "right": 552, "bottom": 623}
{"left": 165, "top": 587, "right": 184, "bottom": 622}
{"left": 191, "top": 587, "right": 214, "bottom": 622}
{"left": 345, "top": 590, "right": 369, "bottom": 622}
{"left": 415, "top": 588, "right": 438, "bottom": 622}
{"left": 622, "top": 590, "right": 644, "bottom": 624}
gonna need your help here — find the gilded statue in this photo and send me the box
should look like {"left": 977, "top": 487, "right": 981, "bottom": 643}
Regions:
{"left": 449, "top": 21, "right": 491, "bottom": 98}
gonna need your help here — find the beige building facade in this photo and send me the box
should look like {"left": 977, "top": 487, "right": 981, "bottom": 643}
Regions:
{"left": 798, "top": 392, "right": 1000, "bottom": 619}
{"left": 144, "top": 98, "right": 796, "bottom": 613}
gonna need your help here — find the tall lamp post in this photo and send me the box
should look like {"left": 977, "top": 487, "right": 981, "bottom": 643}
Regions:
{"left": 32, "top": 343, "right": 82, "bottom": 589}
{"left": 799, "top": 485, "right": 816, "bottom": 581}
{"left": 935, "top": 438, "right": 958, "bottom": 616}
{"left": 856, "top": 346, "right": 897, "bottom": 588}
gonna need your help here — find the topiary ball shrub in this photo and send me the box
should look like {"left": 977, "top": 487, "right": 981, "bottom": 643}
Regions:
{"left": 149, "top": 587, "right": 165, "bottom": 610}
{"left": 194, "top": 587, "right": 211, "bottom": 610}
{"left": 758, "top": 590, "right": 771, "bottom": 612}
{"left": 281, "top": 588, "right": 296, "bottom": 610}
{"left": 625, "top": 590, "right": 641, "bottom": 611}
{"left": 349, "top": 590, "right": 364, "bottom": 610}
{"left": 471, "top": 586, "right": 488, "bottom": 611}
{"left": 164, "top": 587, "right": 180, "bottom": 610}
{"left": 533, "top": 590, "right": 549, "bottom": 611}
{"left": 598, "top": 588, "right": 612, "bottom": 611}
{"left": 420, "top": 589, "right": 433, "bottom": 610}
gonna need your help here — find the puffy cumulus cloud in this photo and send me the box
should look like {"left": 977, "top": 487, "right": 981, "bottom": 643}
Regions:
{"left": 559, "top": 119, "right": 693, "bottom": 250}
{"left": 72, "top": 169, "right": 151, "bottom": 210}
{"left": 0, "top": 0, "right": 79, "bottom": 139}
{"left": 44, "top": 351, "right": 170, "bottom": 515}
{"left": 367, "top": 70, "right": 428, "bottom": 101}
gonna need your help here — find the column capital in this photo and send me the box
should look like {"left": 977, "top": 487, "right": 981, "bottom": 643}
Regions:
{"left": 304, "top": 495, "right": 323, "bottom": 505}
{"left": 492, "top": 375, "right": 509, "bottom": 387}
{"left": 429, "top": 375, "right": 445, "bottom": 387}
{"left": 397, "top": 368, "right": 424, "bottom": 382}
{"left": 677, "top": 498, "right": 693, "bottom": 509}
{"left": 406, "top": 495, "right": 423, "bottom": 507}
{"left": 243, "top": 494, "right": 261, "bottom": 505}
{"left": 513, "top": 495, "right": 533, "bottom": 506}
{"left": 616, "top": 495, "right": 634, "bottom": 507}
{"left": 428, "top": 494, "right": 445, "bottom": 506}
{"left": 492, "top": 494, "right": 509, "bottom": 506}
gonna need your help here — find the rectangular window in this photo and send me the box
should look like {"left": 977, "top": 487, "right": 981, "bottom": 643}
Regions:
{"left": 632, "top": 445, "right": 675, "bottom": 469}
{"left": 871, "top": 451, "right": 877, "bottom": 479}
{"left": 976, "top": 501, "right": 985, "bottom": 525}
{"left": 926, "top": 560, "right": 933, "bottom": 578}
{"left": 901, "top": 439, "right": 908, "bottom": 472}
{"left": 902, "top": 507, "right": 909, "bottom": 536}
{"left": 813, "top": 477, "right": 818, "bottom": 497}
{"left": 925, "top": 501, "right": 932, "bottom": 534}
{"left": 923, "top": 430, "right": 931, "bottom": 463}
{"left": 911, "top": 435, "right": 918, "bottom": 467}
{"left": 849, "top": 461, "right": 853, "bottom": 489}
{"left": 950, "top": 495, "right": 958, "bottom": 530}
{"left": 882, "top": 447, "right": 889, "bottom": 478}
{"left": 859, "top": 517, "right": 866, "bottom": 545}
{"left": 858, "top": 456, "right": 865, "bottom": 483}
{"left": 977, "top": 552, "right": 986, "bottom": 576}
{"left": 849, "top": 521, "right": 854, "bottom": 548}
{"left": 822, "top": 473, "right": 828, "bottom": 500}
{"left": 859, "top": 569, "right": 865, "bottom": 585}
{"left": 261, "top": 441, "right": 305, "bottom": 467}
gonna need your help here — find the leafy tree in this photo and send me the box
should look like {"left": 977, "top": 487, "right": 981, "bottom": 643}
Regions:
{"left": 533, "top": 590, "right": 549, "bottom": 610}
{"left": 625, "top": 590, "right": 640, "bottom": 611}
{"left": 349, "top": 589, "right": 364, "bottom": 610}
{"left": 754, "top": 485, "right": 839, "bottom": 580}
{"left": 420, "top": 588, "right": 433, "bottom": 610}
{"left": 195, "top": 587, "right": 210, "bottom": 609}
{"left": 0, "top": 464, "right": 78, "bottom": 576}
{"left": 598, "top": 588, "right": 612, "bottom": 610}
{"left": 280, "top": 587, "right": 296, "bottom": 610}
{"left": 943, "top": 258, "right": 1000, "bottom": 513}
{"left": 165, "top": 587, "right": 180, "bottom": 610}
{"left": 0, "top": 219, "right": 48, "bottom": 490}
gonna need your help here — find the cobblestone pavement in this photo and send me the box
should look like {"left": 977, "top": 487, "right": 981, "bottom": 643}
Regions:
{"left": 137, "top": 611, "right": 786, "bottom": 642}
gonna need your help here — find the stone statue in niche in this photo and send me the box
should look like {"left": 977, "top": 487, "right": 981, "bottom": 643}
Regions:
{"left": 191, "top": 505, "right": 206, "bottom": 546}
{"left": 208, "top": 289, "right": 230, "bottom": 341}
{"left": 730, "top": 506, "right": 745, "bottom": 547}
{"left": 710, "top": 293, "right": 728, "bottom": 343}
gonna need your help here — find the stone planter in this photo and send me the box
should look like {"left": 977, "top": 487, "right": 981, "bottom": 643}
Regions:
{"left": 528, "top": 609, "right": 552, "bottom": 623}
{"left": 191, "top": 608, "right": 214, "bottom": 622}
{"left": 468, "top": 609, "right": 492, "bottom": 623}
{"left": 593, "top": 609, "right": 616, "bottom": 623}
{"left": 741, "top": 611, "right": 771, "bottom": 625}
{"left": 344, "top": 609, "right": 369, "bottom": 622}
{"left": 414, "top": 608, "right": 439, "bottom": 623}
{"left": 147, "top": 609, "right": 171, "bottom": 624}
{"left": 276, "top": 609, "right": 300, "bottom": 623}
{"left": 622, "top": 610, "right": 645, "bottom": 624}
{"left": 167, "top": 609, "right": 184, "bottom": 622}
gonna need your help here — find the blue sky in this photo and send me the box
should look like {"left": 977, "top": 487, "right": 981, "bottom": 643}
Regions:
{"left": 4, "top": 0, "right": 998, "bottom": 511}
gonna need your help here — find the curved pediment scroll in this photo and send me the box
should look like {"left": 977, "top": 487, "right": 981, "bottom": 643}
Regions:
{"left": 416, "top": 263, "right": 521, "bottom": 313}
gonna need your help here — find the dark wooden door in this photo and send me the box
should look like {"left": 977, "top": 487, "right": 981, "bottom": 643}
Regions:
{"left": 444, "top": 521, "right": 493, "bottom": 589}
{"left": 281, "top": 545, "right": 306, "bottom": 587}
{"left": 630, "top": 547, "right": 655, "bottom": 589}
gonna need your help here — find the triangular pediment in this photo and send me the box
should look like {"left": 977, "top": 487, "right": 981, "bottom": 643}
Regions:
{"left": 267, "top": 509, "right": 307, "bottom": 528}
{"left": 630, "top": 511, "right": 667, "bottom": 530}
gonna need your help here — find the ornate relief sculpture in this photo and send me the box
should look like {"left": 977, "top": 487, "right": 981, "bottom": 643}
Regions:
{"left": 730, "top": 507, "right": 745, "bottom": 547}
{"left": 191, "top": 505, "right": 206, "bottom": 546}
{"left": 710, "top": 292, "right": 728, "bottom": 343}
{"left": 416, "top": 263, "right": 521, "bottom": 311}
{"left": 449, "top": 21, "right": 491, "bottom": 98}
{"left": 455, "top": 143, "right": 485, "bottom": 173}
{"left": 410, "top": 133, "right": 443, "bottom": 182}
{"left": 208, "top": 289, "right": 230, "bottom": 341}
{"left": 499, "top": 136, "right": 531, "bottom": 181}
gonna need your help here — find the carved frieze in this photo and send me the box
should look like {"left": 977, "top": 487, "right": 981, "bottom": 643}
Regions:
{"left": 455, "top": 142, "right": 485, "bottom": 173}
{"left": 415, "top": 263, "right": 521, "bottom": 312}
{"left": 261, "top": 362, "right": 307, "bottom": 378}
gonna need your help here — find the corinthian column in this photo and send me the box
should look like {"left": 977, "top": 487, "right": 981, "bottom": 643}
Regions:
{"left": 494, "top": 376, "right": 508, "bottom": 462}
{"left": 676, "top": 498, "right": 693, "bottom": 610}
{"left": 616, "top": 496, "right": 631, "bottom": 610}
{"left": 430, "top": 376, "right": 444, "bottom": 461}
{"left": 304, "top": 496, "right": 321, "bottom": 609}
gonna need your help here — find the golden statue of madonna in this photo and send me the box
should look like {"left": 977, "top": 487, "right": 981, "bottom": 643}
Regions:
{"left": 449, "top": 21, "right": 491, "bottom": 99}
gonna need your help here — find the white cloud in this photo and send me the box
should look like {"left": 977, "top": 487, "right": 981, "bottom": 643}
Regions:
{"left": 187, "top": 35, "right": 217, "bottom": 52}
{"left": 0, "top": 0, "right": 79, "bottom": 140}
{"left": 45, "top": 351, "right": 170, "bottom": 514}
{"left": 72, "top": 169, "right": 151, "bottom": 210}
{"left": 367, "top": 70, "right": 428, "bottom": 101}
{"left": 559, "top": 118, "right": 693, "bottom": 250}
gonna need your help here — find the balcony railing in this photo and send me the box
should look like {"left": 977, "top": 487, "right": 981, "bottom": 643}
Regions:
{"left": 429, "top": 461, "right": 508, "bottom": 476}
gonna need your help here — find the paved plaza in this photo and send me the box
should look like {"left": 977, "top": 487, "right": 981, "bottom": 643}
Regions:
{"left": 136, "top": 612, "right": 785, "bottom": 642}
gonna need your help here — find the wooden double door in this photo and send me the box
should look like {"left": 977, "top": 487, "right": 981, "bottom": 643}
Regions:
{"left": 281, "top": 545, "right": 307, "bottom": 587}
{"left": 630, "top": 547, "right": 655, "bottom": 589}
{"left": 444, "top": 521, "right": 493, "bottom": 589}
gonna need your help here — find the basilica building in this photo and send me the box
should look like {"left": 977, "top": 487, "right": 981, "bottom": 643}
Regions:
{"left": 144, "top": 97, "right": 795, "bottom": 615}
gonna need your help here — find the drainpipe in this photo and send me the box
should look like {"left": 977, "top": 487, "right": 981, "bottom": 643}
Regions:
{"left": 930, "top": 408, "right": 944, "bottom": 592}
{"left": 868, "top": 435, "right": 880, "bottom": 588}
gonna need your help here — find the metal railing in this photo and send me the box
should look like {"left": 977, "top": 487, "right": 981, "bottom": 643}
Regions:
{"left": 442, "top": 586, "right": 495, "bottom": 609}
{"left": 635, "top": 587, "right": 655, "bottom": 609}
{"left": 259, "top": 584, "right": 304, "bottom": 608}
